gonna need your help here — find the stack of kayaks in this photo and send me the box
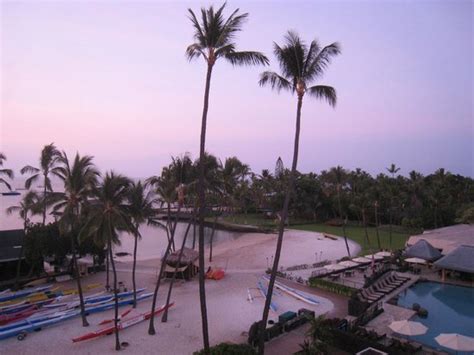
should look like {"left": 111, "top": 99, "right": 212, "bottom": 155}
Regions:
{"left": 0, "top": 285, "right": 153, "bottom": 341}
{"left": 262, "top": 275, "right": 320, "bottom": 305}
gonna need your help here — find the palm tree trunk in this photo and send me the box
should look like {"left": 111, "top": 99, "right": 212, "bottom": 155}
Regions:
{"left": 258, "top": 95, "right": 303, "bottom": 355}
{"left": 148, "top": 226, "right": 174, "bottom": 335}
{"left": 362, "top": 209, "right": 370, "bottom": 247}
{"left": 162, "top": 219, "right": 193, "bottom": 323}
{"left": 106, "top": 248, "right": 110, "bottom": 291}
{"left": 42, "top": 177, "right": 47, "bottom": 225}
{"left": 108, "top": 235, "right": 121, "bottom": 351}
{"left": 132, "top": 225, "right": 139, "bottom": 308}
{"left": 337, "top": 188, "right": 351, "bottom": 256}
{"left": 71, "top": 236, "right": 89, "bottom": 327}
{"left": 208, "top": 213, "right": 218, "bottom": 262}
{"left": 375, "top": 203, "right": 381, "bottom": 250}
{"left": 389, "top": 208, "right": 393, "bottom": 249}
{"left": 196, "top": 62, "right": 214, "bottom": 352}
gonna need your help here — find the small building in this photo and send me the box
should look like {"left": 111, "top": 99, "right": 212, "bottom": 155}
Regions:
{"left": 0, "top": 229, "right": 25, "bottom": 281}
{"left": 164, "top": 247, "right": 199, "bottom": 280}
{"left": 434, "top": 245, "right": 474, "bottom": 282}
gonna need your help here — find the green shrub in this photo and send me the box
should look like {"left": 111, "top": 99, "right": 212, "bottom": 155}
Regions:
{"left": 308, "top": 277, "right": 356, "bottom": 297}
{"left": 194, "top": 343, "right": 257, "bottom": 355}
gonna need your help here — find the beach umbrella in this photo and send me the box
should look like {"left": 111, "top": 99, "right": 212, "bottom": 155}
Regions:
{"left": 364, "top": 254, "right": 384, "bottom": 260}
{"left": 389, "top": 320, "right": 428, "bottom": 336}
{"left": 352, "top": 257, "right": 372, "bottom": 263}
{"left": 405, "top": 257, "right": 427, "bottom": 264}
{"left": 435, "top": 333, "right": 474, "bottom": 352}
{"left": 375, "top": 251, "right": 392, "bottom": 257}
{"left": 338, "top": 260, "right": 359, "bottom": 268}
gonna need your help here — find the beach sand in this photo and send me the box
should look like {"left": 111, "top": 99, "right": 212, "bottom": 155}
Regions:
{"left": 1, "top": 229, "right": 359, "bottom": 354}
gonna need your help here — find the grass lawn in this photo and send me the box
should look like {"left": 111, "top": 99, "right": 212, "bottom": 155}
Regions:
{"left": 221, "top": 213, "right": 411, "bottom": 255}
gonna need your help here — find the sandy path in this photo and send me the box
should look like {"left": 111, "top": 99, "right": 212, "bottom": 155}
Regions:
{"left": 1, "top": 229, "right": 359, "bottom": 354}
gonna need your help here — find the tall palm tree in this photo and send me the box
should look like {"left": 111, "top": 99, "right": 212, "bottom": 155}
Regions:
{"left": 257, "top": 31, "right": 340, "bottom": 354}
{"left": 52, "top": 152, "right": 99, "bottom": 327}
{"left": 126, "top": 180, "right": 158, "bottom": 307}
{"left": 79, "top": 172, "right": 133, "bottom": 351}
{"left": 0, "top": 152, "right": 14, "bottom": 190}
{"left": 6, "top": 191, "right": 41, "bottom": 289}
{"left": 386, "top": 163, "right": 400, "bottom": 248}
{"left": 21, "top": 143, "right": 61, "bottom": 225}
{"left": 186, "top": 3, "right": 269, "bottom": 350}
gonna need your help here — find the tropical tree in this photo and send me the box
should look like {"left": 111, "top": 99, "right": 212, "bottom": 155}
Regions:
{"left": 257, "top": 31, "right": 340, "bottom": 354}
{"left": 52, "top": 152, "right": 99, "bottom": 327}
{"left": 79, "top": 172, "right": 133, "bottom": 350}
{"left": 186, "top": 3, "right": 269, "bottom": 350}
{"left": 126, "top": 180, "right": 158, "bottom": 307}
{"left": 0, "top": 152, "right": 14, "bottom": 190}
{"left": 21, "top": 143, "right": 61, "bottom": 225}
{"left": 6, "top": 191, "right": 41, "bottom": 289}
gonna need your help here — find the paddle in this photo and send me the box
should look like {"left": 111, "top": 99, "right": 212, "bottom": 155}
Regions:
{"left": 98, "top": 308, "right": 132, "bottom": 325}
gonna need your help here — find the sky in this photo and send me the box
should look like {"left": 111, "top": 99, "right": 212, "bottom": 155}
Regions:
{"left": 1, "top": 0, "right": 473, "bottom": 179}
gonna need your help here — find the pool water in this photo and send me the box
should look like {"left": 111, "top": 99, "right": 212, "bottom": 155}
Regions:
{"left": 397, "top": 281, "right": 474, "bottom": 354}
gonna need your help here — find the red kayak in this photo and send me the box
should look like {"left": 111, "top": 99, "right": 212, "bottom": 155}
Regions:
{"left": 0, "top": 306, "right": 38, "bottom": 325}
{"left": 72, "top": 303, "right": 174, "bottom": 343}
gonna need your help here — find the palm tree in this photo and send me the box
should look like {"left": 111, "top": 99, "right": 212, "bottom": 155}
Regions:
{"left": 0, "top": 152, "right": 14, "bottom": 190}
{"left": 186, "top": 3, "right": 269, "bottom": 350}
{"left": 79, "top": 172, "right": 133, "bottom": 351}
{"left": 52, "top": 152, "right": 99, "bottom": 327}
{"left": 21, "top": 143, "right": 61, "bottom": 225}
{"left": 6, "top": 191, "right": 41, "bottom": 289}
{"left": 257, "top": 31, "right": 340, "bottom": 354}
{"left": 126, "top": 180, "right": 158, "bottom": 307}
{"left": 386, "top": 163, "right": 400, "bottom": 248}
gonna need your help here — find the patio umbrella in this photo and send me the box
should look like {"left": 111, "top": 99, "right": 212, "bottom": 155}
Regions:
{"left": 352, "top": 257, "right": 372, "bottom": 263}
{"left": 338, "top": 260, "right": 359, "bottom": 268}
{"left": 435, "top": 333, "right": 474, "bottom": 352}
{"left": 389, "top": 320, "right": 428, "bottom": 336}
{"left": 375, "top": 251, "right": 392, "bottom": 257}
{"left": 323, "top": 264, "right": 345, "bottom": 271}
{"left": 405, "top": 257, "right": 427, "bottom": 264}
{"left": 364, "top": 254, "right": 384, "bottom": 260}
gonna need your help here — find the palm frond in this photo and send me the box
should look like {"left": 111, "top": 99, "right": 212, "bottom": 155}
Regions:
{"left": 0, "top": 178, "right": 12, "bottom": 190}
{"left": 186, "top": 43, "right": 206, "bottom": 61}
{"left": 187, "top": 8, "right": 206, "bottom": 44}
{"left": 20, "top": 165, "right": 40, "bottom": 175}
{"left": 6, "top": 205, "right": 21, "bottom": 215}
{"left": 224, "top": 50, "right": 269, "bottom": 66}
{"left": 24, "top": 174, "right": 40, "bottom": 189}
{"left": 0, "top": 168, "right": 14, "bottom": 179}
{"left": 306, "top": 42, "right": 341, "bottom": 81}
{"left": 259, "top": 71, "right": 292, "bottom": 92}
{"left": 307, "top": 85, "right": 337, "bottom": 107}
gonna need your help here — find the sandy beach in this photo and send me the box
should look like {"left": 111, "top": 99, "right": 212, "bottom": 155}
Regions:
{"left": 1, "top": 229, "right": 359, "bottom": 354}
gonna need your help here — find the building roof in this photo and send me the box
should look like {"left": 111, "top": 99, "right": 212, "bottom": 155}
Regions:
{"left": 406, "top": 224, "right": 474, "bottom": 254}
{"left": 404, "top": 239, "right": 442, "bottom": 261}
{"left": 166, "top": 247, "right": 199, "bottom": 266}
{"left": 0, "top": 229, "right": 24, "bottom": 262}
{"left": 434, "top": 245, "right": 474, "bottom": 273}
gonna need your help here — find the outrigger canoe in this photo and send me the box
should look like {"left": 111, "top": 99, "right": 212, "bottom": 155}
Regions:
{"left": 262, "top": 276, "right": 319, "bottom": 305}
{"left": 0, "top": 285, "right": 53, "bottom": 303}
{"left": 0, "top": 292, "right": 154, "bottom": 341}
{"left": 257, "top": 280, "right": 278, "bottom": 312}
{"left": 72, "top": 303, "right": 174, "bottom": 343}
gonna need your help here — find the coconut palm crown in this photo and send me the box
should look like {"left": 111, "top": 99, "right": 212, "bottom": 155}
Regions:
{"left": 186, "top": 3, "right": 269, "bottom": 67}
{"left": 0, "top": 152, "right": 14, "bottom": 190}
{"left": 259, "top": 31, "right": 340, "bottom": 104}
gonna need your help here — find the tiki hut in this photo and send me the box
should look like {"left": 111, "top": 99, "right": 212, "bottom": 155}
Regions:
{"left": 164, "top": 247, "right": 199, "bottom": 280}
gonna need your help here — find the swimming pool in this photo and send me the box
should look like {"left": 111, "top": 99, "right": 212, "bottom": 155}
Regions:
{"left": 397, "top": 281, "right": 474, "bottom": 354}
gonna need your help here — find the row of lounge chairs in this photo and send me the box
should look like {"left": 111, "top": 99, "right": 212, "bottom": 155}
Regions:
{"left": 357, "top": 273, "right": 410, "bottom": 304}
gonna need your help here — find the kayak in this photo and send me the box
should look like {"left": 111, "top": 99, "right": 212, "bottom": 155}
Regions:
{"left": 0, "top": 292, "right": 154, "bottom": 340}
{"left": 0, "top": 285, "right": 53, "bottom": 304}
{"left": 0, "top": 306, "right": 38, "bottom": 326}
{"left": 72, "top": 302, "right": 174, "bottom": 343}
{"left": 262, "top": 276, "right": 319, "bottom": 305}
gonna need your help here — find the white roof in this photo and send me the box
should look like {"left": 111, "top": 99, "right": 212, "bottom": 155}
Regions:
{"left": 405, "top": 257, "right": 427, "bottom": 264}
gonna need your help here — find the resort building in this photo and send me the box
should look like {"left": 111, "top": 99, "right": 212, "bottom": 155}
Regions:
{"left": 0, "top": 229, "right": 24, "bottom": 282}
{"left": 406, "top": 224, "right": 474, "bottom": 254}
{"left": 434, "top": 245, "right": 474, "bottom": 282}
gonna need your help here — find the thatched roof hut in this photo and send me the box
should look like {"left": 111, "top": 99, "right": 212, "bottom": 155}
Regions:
{"left": 166, "top": 247, "right": 198, "bottom": 267}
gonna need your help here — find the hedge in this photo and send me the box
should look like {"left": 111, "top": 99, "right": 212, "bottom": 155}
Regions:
{"left": 308, "top": 277, "right": 356, "bottom": 296}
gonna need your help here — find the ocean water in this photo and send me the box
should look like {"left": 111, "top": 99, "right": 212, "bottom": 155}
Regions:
{"left": 0, "top": 180, "right": 241, "bottom": 258}
{"left": 397, "top": 281, "right": 474, "bottom": 354}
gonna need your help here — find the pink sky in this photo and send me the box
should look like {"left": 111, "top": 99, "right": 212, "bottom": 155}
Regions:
{"left": 1, "top": 0, "right": 472, "bottom": 178}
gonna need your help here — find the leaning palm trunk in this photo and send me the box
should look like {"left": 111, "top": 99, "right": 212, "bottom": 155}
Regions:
{"left": 108, "top": 235, "right": 121, "bottom": 350}
{"left": 71, "top": 236, "right": 89, "bottom": 327}
{"left": 258, "top": 96, "right": 303, "bottom": 354}
{"left": 162, "top": 219, "right": 193, "bottom": 323}
{"left": 337, "top": 190, "right": 351, "bottom": 257}
{"left": 362, "top": 209, "right": 370, "bottom": 247}
{"left": 105, "top": 249, "right": 110, "bottom": 290}
{"left": 196, "top": 63, "right": 213, "bottom": 351}
{"left": 132, "top": 224, "right": 140, "bottom": 308}
{"left": 42, "top": 176, "right": 47, "bottom": 225}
